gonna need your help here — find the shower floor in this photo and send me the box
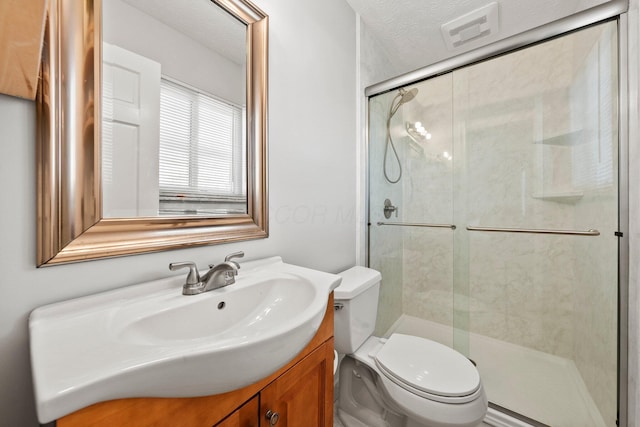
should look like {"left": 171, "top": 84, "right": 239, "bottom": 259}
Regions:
{"left": 385, "top": 315, "right": 607, "bottom": 427}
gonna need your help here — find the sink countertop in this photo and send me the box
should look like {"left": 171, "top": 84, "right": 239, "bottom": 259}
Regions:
{"left": 30, "top": 256, "right": 341, "bottom": 423}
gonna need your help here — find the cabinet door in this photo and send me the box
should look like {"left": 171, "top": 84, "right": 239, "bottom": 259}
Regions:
{"left": 260, "top": 339, "right": 334, "bottom": 427}
{"left": 216, "top": 395, "right": 259, "bottom": 427}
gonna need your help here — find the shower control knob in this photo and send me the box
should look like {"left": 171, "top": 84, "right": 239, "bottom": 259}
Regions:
{"left": 265, "top": 409, "right": 279, "bottom": 425}
{"left": 384, "top": 198, "right": 398, "bottom": 219}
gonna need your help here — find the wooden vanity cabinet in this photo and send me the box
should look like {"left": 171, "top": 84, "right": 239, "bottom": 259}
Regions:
{"left": 214, "top": 339, "right": 334, "bottom": 427}
{"left": 215, "top": 395, "right": 259, "bottom": 427}
{"left": 260, "top": 340, "right": 334, "bottom": 427}
{"left": 55, "top": 294, "right": 334, "bottom": 427}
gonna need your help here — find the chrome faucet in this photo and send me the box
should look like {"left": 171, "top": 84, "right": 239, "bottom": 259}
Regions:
{"left": 169, "top": 251, "right": 245, "bottom": 296}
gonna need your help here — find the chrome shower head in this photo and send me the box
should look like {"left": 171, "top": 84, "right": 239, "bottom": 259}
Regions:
{"left": 391, "top": 87, "right": 418, "bottom": 116}
{"left": 399, "top": 87, "right": 418, "bottom": 104}
{"left": 385, "top": 87, "right": 419, "bottom": 184}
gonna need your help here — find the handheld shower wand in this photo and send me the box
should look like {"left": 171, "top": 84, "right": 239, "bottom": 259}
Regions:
{"left": 384, "top": 87, "right": 418, "bottom": 184}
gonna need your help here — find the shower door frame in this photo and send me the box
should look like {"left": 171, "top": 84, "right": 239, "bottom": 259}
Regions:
{"left": 364, "top": 2, "right": 630, "bottom": 426}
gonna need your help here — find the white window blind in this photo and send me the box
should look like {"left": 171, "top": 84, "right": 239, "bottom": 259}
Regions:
{"left": 159, "top": 78, "right": 246, "bottom": 203}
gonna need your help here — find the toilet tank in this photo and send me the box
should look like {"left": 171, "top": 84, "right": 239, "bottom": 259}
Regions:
{"left": 334, "top": 266, "right": 381, "bottom": 354}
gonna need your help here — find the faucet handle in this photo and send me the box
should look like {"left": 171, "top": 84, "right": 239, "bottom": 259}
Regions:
{"left": 224, "top": 251, "right": 244, "bottom": 268}
{"left": 207, "top": 252, "right": 244, "bottom": 270}
{"left": 169, "top": 261, "right": 201, "bottom": 285}
{"left": 224, "top": 251, "right": 244, "bottom": 263}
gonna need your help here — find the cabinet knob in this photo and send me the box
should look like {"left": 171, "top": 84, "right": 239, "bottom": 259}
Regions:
{"left": 265, "top": 409, "right": 280, "bottom": 425}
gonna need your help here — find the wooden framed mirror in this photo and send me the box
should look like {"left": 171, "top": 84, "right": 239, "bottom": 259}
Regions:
{"left": 36, "top": 0, "right": 268, "bottom": 266}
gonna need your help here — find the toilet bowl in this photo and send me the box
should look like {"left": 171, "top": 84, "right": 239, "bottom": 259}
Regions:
{"left": 334, "top": 266, "right": 487, "bottom": 427}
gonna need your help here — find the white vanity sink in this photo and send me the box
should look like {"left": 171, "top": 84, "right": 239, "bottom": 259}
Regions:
{"left": 29, "top": 256, "right": 341, "bottom": 423}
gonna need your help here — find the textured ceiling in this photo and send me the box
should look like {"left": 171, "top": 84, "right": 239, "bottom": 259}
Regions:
{"left": 346, "top": 0, "right": 618, "bottom": 76}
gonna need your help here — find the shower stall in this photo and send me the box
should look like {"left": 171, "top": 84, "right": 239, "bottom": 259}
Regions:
{"left": 367, "top": 20, "right": 620, "bottom": 426}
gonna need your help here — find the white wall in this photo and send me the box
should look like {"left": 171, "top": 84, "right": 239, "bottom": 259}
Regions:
{"left": 103, "top": 0, "right": 245, "bottom": 105}
{"left": 0, "top": 0, "right": 356, "bottom": 424}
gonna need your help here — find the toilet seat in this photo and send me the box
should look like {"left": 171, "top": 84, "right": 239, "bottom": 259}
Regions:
{"left": 349, "top": 334, "right": 488, "bottom": 426}
{"left": 374, "top": 334, "right": 481, "bottom": 404}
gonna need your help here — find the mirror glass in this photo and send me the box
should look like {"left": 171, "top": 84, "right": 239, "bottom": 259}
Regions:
{"left": 102, "top": 0, "right": 248, "bottom": 217}
{"left": 36, "top": 0, "right": 267, "bottom": 266}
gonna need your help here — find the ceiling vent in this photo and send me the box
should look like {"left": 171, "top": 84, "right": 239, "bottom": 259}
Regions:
{"left": 441, "top": 2, "right": 499, "bottom": 50}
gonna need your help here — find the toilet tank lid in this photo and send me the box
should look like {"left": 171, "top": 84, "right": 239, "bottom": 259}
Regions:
{"left": 335, "top": 266, "right": 381, "bottom": 300}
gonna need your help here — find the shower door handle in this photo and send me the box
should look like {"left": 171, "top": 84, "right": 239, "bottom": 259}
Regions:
{"left": 383, "top": 199, "right": 398, "bottom": 219}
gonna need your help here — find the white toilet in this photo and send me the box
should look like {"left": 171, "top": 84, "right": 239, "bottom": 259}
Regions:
{"left": 334, "top": 266, "right": 488, "bottom": 427}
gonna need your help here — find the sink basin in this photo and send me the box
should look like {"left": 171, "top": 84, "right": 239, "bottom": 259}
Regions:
{"left": 29, "top": 256, "right": 341, "bottom": 423}
{"left": 114, "top": 276, "right": 316, "bottom": 344}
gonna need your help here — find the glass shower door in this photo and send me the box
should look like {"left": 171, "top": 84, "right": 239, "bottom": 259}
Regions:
{"left": 368, "top": 74, "right": 458, "bottom": 346}
{"left": 367, "top": 19, "right": 619, "bottom": 427}
{"left": 452, "top": 21, "right": 619, "bottom": 426}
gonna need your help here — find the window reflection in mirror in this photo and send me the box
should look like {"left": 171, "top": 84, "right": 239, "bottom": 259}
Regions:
{"left": 102, "top": 0, "right": 247, "bottom": 217}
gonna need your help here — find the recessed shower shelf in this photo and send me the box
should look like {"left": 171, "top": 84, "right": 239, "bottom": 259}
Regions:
{"left": 532, "top": 191, "right": 584, "bottom": 203}
{"left": 534, "top": 129, "right": 587, "bottom": 146}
